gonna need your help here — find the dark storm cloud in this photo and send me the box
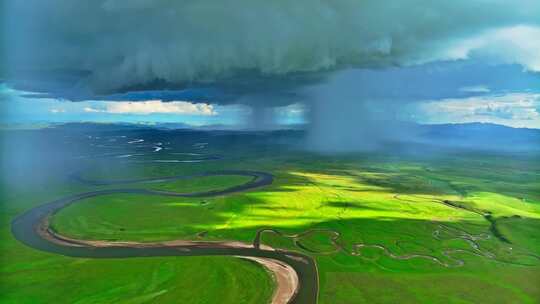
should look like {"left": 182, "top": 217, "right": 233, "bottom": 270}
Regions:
{"left": 4, "top": 0, "right": 540, "bottom": 103}
{"left": 12, "top": 70, "right": 324, "bottom": 108}
{"left": 303, "top": 63, "right": 540, "bottom": 102}
{"left": 3, "top": 0, "right": 540, "bottom": 150}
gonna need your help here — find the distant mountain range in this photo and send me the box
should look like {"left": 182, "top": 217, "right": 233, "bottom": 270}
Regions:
{"left": 414, "top": 122, "right": 540, "bottom": 151}
{"left": 3, "top": 121, "right": 538, "bottom": 152}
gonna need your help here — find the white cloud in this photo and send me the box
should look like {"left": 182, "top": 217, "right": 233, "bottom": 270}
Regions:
{"left": 275, "top": 103, "right": 306, "bottom": 116}
{"left": 273, "top": 103, "right": 307, "bottom": 125}
{"left": 417, "top": 93, "right": 540, "bottom": 128}
{"left": 83, "top": 107, "right": 101, "bottom": 113}
{"left": 444, "top": 25, "right": 540, "bottom": 72}
{"left": 83, "top": 100, "right": 216, "bottom": 116}
{"left": 459, "top": 85, "right": 491, "bottom": 93}
{"left": 49, "top": 108, "right": 66, "bottom": 114}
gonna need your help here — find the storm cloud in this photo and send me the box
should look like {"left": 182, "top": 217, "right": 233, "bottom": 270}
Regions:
{"left": 5, "top": 0, "right": 540, "bottom": 96}
{"left": 3, "top": 0, "right": 540, "bottom": 150}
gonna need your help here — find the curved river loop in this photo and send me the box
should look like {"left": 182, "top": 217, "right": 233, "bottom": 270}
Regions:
{"left": 11, "top": 169, "right": 319, "bottom": 304}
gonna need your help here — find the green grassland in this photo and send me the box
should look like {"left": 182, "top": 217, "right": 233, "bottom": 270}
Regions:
{"left": 1, "top": 252, "right": 273, "bottom": 304}
{"left": 2, "top": 130, "right": 540, "bottom": 303}
{"left": 0, "top": 174, "right": 273, "bottom": 304}
{"left": 120, "top": 174, "right": 253, "bottom": 193}
{"left": 47, "top": 151, "right": 540, "bottom": 303}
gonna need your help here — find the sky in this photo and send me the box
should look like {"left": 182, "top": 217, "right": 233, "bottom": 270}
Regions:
{"left": 1, "top": 1, "right": 540, "bottom": 138}
{"left": 0, "top": 84, "right": 305, "bottom": 127}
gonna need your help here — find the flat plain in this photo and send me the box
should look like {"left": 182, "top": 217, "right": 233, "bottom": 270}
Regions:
{"left": 1, "top": 126, "right": 539, "bottom": 303}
